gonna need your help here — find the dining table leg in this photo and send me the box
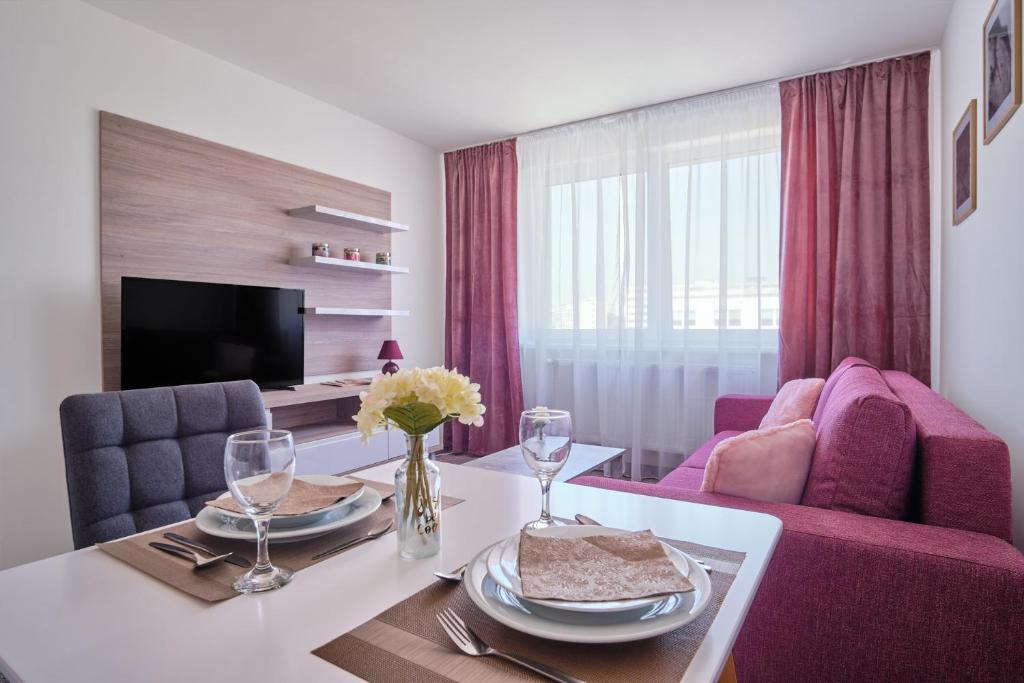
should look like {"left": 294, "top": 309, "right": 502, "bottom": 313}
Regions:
{"left": 717, "top": 654, "right": 738, "bottom": 683}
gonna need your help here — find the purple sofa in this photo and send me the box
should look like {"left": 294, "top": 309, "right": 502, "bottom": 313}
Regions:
{"left": 574, "top": 358, "right": 1023, "bottom": 682}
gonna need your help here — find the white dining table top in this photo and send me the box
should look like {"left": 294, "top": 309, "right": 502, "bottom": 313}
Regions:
{"left": 0, "top": 461, "right": 781, "bottom": 683}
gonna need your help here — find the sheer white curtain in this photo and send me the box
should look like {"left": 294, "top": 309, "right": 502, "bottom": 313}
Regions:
{"left": 517, "top": 84, "right": 781, "bottom": 480}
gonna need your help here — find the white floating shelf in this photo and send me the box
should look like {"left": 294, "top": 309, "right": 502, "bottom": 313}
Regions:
{"left": 287, "top": 205, "right": 410, "bottom": 234}
{"left": 289, "top": 255, "right": 409, "bottom": 274}
{"left": 300, "top": 307, "right": 409, "bottom": 317}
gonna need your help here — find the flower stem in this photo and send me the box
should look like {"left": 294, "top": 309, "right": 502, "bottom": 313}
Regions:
{"left": 403, "top": 435, "right": 437, "bottom": 530}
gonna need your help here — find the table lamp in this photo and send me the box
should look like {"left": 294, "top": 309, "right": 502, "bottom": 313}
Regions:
{"left": 377, "top": 339, "right": 403, "bottom": 375}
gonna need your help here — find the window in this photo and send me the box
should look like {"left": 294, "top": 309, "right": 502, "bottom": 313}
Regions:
{"left": 517, "top": 83, "right": 782, "bottom": 479}
{"left": 541, "top": 150, "right": 780, "bottom": 338}
{"left": 548, "top": 175, "right": 646, "bottom": 330}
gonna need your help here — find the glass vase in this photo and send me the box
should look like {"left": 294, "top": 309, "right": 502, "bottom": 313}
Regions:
{"left": 394, "top": 433, "right": 441, "bottom": 559}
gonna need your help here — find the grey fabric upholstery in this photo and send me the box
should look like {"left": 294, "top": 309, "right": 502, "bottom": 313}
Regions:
{"left": 59, "top": 380, "right": 267, "bottom": 549}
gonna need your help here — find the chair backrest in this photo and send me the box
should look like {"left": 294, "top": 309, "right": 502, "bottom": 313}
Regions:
{"left": 59, "top": 380, "right": 266, "bottom": 548}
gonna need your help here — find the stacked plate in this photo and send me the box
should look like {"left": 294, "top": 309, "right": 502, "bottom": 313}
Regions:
{"left": 463, "top": 525, "right": 712, "bottom": 643}
{"left": 195, "top": 474, "right": 383, "bottom": 544}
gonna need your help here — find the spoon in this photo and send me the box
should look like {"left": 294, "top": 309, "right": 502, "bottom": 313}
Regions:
{"left": 434, "top": 563, "right": 468, "bottom": 582}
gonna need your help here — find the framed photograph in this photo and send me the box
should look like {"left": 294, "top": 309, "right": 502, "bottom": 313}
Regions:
{"left": 983, "top": 0, "right": 1022, "bottom": 143}
{"left": 953, "top": 100, "right": 978, "bottom": 225}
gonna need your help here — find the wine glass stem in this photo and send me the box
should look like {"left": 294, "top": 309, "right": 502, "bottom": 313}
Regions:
{"left": 253, "top": 515, "right": 272, "bottom": 573}
{"left": 539, "top": 475, "right": 553, "bottom": 523}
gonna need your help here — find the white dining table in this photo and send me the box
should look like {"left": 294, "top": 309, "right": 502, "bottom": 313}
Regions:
{"left": 0, "top": 462, "right": 781, "bottom": 683}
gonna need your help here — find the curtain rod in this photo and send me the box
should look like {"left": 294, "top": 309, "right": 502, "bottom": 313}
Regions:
{"left": 443, "top": 47, "right": 933, "bottom": 153}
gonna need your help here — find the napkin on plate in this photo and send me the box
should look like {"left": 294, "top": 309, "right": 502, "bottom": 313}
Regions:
{"left": 206, "top": 475, "right": 363, "bottom": 516}
{"left": 518, "top": 529, "right": 694, "bottom": 601}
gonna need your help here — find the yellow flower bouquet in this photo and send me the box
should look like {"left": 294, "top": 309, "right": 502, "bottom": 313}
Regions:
{"left": 354, "top": 367, "right": 485, "bottom": 558}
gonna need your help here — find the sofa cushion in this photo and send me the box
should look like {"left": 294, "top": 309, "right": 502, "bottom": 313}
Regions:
{"left": 701, "top": 420, "right": 816, "bottom": 504}
{"left": 658, "top": 465, "right": 706, "bottom": 491}
{"left": 812, "top": 356, "right": 877, "bottom": 425}
{"left": 760, "top": 378, "right": 825, "bottom": 428}
{"left": 681, "top": 431, "right": 742, "bottom": 470}
{"left": 802, "top": 364, "right": 917, "bottom": 519}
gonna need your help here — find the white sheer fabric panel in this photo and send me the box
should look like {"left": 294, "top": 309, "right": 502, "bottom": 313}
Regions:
{"left": 517, "top": 84, "right": 781, "bottom": 480}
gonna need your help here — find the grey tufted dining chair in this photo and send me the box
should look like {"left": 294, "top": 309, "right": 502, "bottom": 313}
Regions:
{"left": 59, "top": 380, "right": 267, "bottom": 549}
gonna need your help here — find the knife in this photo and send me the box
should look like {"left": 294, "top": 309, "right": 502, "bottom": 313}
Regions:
{"left": 574, "top": 513, "right": 601, "bottom": 526}
{"left": 164, "top": 532, "right": 251, "bottom": 568}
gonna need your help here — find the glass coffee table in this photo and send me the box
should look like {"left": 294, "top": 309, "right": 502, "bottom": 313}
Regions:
{"left": 464, "top": 443, "right": 625, "bottom": 482}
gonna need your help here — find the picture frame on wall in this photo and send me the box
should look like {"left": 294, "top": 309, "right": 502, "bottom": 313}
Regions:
{"left": 953, "top": 100, "right": 978, "bottom": 226}
{"left": 983, "top": 0, "right": 1022, "bottom": 143}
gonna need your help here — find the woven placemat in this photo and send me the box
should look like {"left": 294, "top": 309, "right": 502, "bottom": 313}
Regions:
{"left": 98, "top": 480, "right": 464, "bottom": 602}
{"left": 313, "top": 537, "right": 745, "bottom": 682}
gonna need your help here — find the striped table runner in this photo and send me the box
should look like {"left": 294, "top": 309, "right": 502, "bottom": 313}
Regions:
{"left": 313, "top": 537, "right": 746, "bottom": 682}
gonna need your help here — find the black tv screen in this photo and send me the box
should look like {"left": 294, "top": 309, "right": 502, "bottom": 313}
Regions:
{"left": 121, "top": 277, "right": 304, "bottom": 390}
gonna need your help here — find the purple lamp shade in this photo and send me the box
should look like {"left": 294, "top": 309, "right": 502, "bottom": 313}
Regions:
{"left": 377, "top": 340, "right": 403, "bottom": 374}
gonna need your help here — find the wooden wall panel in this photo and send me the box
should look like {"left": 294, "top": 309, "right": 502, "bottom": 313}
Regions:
{"left": 100, "top": 112, "right": 395, "bottom": 390}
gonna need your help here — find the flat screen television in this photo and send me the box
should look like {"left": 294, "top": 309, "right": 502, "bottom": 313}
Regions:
{"left": 121, "top": 277, "right": 304, "bottom": 390}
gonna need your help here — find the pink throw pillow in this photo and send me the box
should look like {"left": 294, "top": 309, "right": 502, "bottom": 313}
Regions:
{"left": 760, "top": 378, "right": 826, "bottom": 428}
{"left": 700, "top": 419, "right": 816, "bottom": 504}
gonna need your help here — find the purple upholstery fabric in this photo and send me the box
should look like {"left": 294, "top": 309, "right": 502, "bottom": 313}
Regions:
{"left": 658, "top": 464, "right": 705, "bottom": 491}
{"left": 680, "top": 430, "right": 742, "bottom": 470}
{"left": 713, "top": 395, "right": 773, "bottom": 433}
{"left": 883, "top": 370, "right": 1013, "bottom": 542}
{"left": 572, "top": 476, "right": 1024, "bottom": 682}
{"left": 801, "top": 364, "right": 916, "bottom": 519}
{"left": 811, "top": 356, "right": 875, "bottom": 424}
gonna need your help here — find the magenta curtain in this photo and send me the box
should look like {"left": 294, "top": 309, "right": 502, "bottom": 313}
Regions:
{"left": 778, "top": 53, "right": 931, "bottom": 386}
{"left": 444, "top": 139, "right": 524, "bottom": 455}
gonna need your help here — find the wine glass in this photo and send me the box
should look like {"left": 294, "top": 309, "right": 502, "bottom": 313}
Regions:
{"left": 224, "top": 429, "right": 296, "bottom": 593}
{"left": 519, "top": 408, "right": 573, "bottom": 531}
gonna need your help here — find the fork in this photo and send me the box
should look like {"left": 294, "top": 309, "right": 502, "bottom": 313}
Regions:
{"left": 163, "top": 532, "right": 250, "bottom": 568}
{"left": 148, "top": 542, "right": 232, "bottom": 569}
{"left": 436, "top": 608, "right": 585, "bottom": 683}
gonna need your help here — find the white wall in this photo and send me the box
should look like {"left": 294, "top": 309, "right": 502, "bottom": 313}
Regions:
{"left": 0, "top": 0, "right": 444, "bottom": 568}
{"left": 940, "top": 0, "right": 1024, "bottom": 545}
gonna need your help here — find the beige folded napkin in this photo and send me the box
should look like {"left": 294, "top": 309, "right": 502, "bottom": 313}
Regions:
{"left": 206, "top": 475, "right": 363, "bottom": 517}
{"left": 518, "top": 529, "right": 694, "bottom": 601}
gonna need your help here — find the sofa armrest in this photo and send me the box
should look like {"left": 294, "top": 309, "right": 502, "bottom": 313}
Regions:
{"left": 572, "top": 476, "right": 1024, "bottom": 681}
{"left": 713, "top": 394, "right": 774, "bottom": 433}
{"left": 883, "top": 370, "right": 1013, "bottom": 542}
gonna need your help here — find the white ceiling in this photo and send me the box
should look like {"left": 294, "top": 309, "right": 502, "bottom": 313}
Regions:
{"left": 86, "top": 0, "right": 953, "bottom": 151}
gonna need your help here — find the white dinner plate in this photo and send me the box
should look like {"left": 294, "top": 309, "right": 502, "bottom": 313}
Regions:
{"left": 210, "top": 475, "right": 366, "bottom": 529}
{"left": 464, "top": 541, "right": 713, "bottom": 643}
{"left": 486, "top": 525, "right": 695, "bottom": 614}
{"left": 195, "top": 485, "right": 382, "bottom": 544}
